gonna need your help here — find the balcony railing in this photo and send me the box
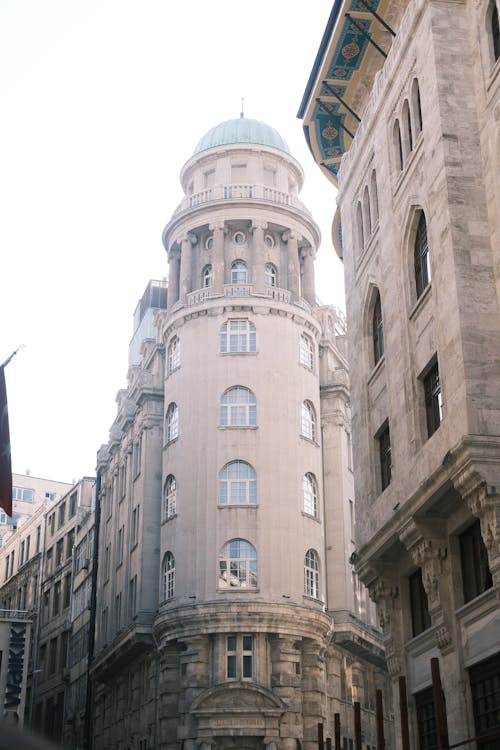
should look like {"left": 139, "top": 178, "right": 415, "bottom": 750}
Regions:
{"left": 186, "top": 285, "right": 293, "bottom": 306}
{"left": 173, "top": 183, "right": 310, "bottom": 217}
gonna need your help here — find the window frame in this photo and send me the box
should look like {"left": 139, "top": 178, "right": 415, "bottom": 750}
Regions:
{"left": 377, "top": 420, "right": 392, "bottom": 492}
{"left": 372, "top": 289, "right": 384, "bottom": 366}
{"left": 219, "top": 461, "right": 257, "bottom": 506}
{"left": 304, "top": 548, "right": 320, "bottom": 599}
{"left": 231, "top": 260, "right": 248, "bottom": 284}
{"left": 422, "top": 359, "right": 442, "bottom": 438}
{"left": 299, "top": 333, "right": 314, "bottom": 370}
{"left": 220, "top": 386, "right": 257, "bottom": 427}
{"left": 218, "top": 539, "right": 257, "bottom": 589}
{"left": 226, "top": 634, "right": 253, "bottom": 680}
{"left": 302, "top": 473, "right": 319, "bottom": 518}
{"left": 409, "top": 569, "right": 431, "bottom": 637}
{"left": 264, "top": 263, "right": 277, "bottom": 287}
{"left": 166, "top": 402, "right": 179, "bottom": 444}
{"left": 202, "top": 264, "right": 213, "bottom": 288}
{"left": 220, "top": 319, "right": 256, "bottom": 354}
{"left": 301, "top": 400, "right": 317, "bottom": 442}
{"left": 459, "top": 520, "right": 493, "bottom": 603}
{"left": 163, "top": 475, "right": 177, "bottom": 520}
{"left": 167, "top": 336, "right": 180, "bottom": 374}
{"left": 162, "top": 552, "right": 175, "bottom": 601}
{"left": 414, "top": 212, "right": 431, "bottom": 298}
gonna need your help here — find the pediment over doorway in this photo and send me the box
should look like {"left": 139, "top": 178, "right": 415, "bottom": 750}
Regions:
{"left": 192, "top": 681, "right": 286, "bottom": 713}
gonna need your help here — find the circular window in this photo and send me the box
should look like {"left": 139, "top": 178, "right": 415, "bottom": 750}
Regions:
{"left": 205, "top": 236, "right": 214, "bottom": 250}
{"left": 264, "top": 234, "right": 275, "bottom": 248}
{"left": 233, "top": 231, "right": 246, "bottom": 245}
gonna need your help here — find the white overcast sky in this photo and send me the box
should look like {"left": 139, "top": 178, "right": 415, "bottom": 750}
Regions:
{"left": 1, "top": 0, "right": 345, "bottom": 483}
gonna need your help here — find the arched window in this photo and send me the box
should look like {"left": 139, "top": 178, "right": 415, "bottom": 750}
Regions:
{"left": 219, "top": 539, "right": 257, "bottom": 588}
{"left": 301, "top": 400, "right": 317, "bottom": 442}
{"left": 163, "top": 475, "right": 176, "bottom": 520}
{"left": 411, "top": 79, "right": 423, "bottom": 135}
{"left": 220, "top": 319, "right": 256, "bottom": 353}
{"left": 219, "top": 461, "right": 257, "bottom": 505}
{"left": 265, "top": 263, "right": 277, "bottom": 287}
{"left": 231, "top": 260, "right": 248, "bottom": 284}
{"left": 356, "top": 201, "right": 365, "bottom": 250}
{"left": 165, "top": 403, "right": 179, "bottom": 444}
{"left": 403, "top": 99, "right": 413, "bottom": 155}
{"left": 220, "top": 387, "right": 256, "bottom": 427}
{"left": 393, "top": 120, "right": 403, "bottom": 171}
{"left": 414, "top": 212, "right": 431, "bottom": 297}
{"left": 162, "top": 552, "right": 175, "bottom": 601}
{"left": 370, "top": 170, "right": 379, "bottom": 226}
{"left": 300, "top": 333, "right": 314, "bottom": 370}
{"left": 202, "top": 264, "right": 213, "bottom": 288}
{"left": 492, "top": 2, "right": 500, "bottom": 61}
{"left": 304, "top": 549, "right": 320, "bottom": 598}
{"left": 303, "top": 473, "right": 318, "bottom": 517}
{"left": 363, "top": 185, "right": 372, "bottom": 238}
{"left": 168, "top": 336, "right": 180, "bottom": 374}
{"left": 373, "top": 290, "right": 384, "bottom": 365}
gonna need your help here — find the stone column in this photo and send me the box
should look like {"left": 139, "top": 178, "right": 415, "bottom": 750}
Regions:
{"left": 251, "top": 221, "right": 267, "bottom": 294}
{"left": 300, "top": 245, "right": 316, "bottom": 307}
{"left": 269, "top": 634, "right": 302, "bottom": 739}
{"left": 167, "top": 246, "right": 180, "bottom": 311}
{"left": 210, "top": 222, "right": 225, "bottom": 293}
{"left": 284, "top": 231, "right": 301, "bottom": 300}
{"left": 179, "top": 233, "right": 197, "bottom": 302}
{"left": 300, "top": 638, "right": 327, "bottom": 750}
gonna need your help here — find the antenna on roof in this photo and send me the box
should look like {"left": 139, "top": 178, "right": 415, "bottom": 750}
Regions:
{"left": 240, "top": 98, "right": 244, "bottom": 118}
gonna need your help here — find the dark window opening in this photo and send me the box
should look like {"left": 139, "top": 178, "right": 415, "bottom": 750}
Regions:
{"left": 409, "top": 569, "right": 431, "bottom": 637}
{"left": 460, "top": 520, "right": 493, "bottom": 603}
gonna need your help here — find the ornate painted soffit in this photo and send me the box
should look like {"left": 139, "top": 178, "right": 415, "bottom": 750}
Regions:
{"left": 298, "top": 0, "right": 393, "bottom": 186}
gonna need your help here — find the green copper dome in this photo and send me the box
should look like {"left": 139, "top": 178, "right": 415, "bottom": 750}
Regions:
{"left": 194, "top": 117, "right": 291, "bottom": 155}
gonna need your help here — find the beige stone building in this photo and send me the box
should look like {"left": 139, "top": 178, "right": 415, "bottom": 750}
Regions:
{"left": 91, "top": 119, "right": 391, "bottom": 750}
{"left": 299, "top": 0, "right": 500, "bottom": 747}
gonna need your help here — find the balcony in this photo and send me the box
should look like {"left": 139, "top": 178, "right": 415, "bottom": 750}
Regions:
{"left": 173, "top": 183, "right": 310, "bottom": 217}
{"left": 184, "top": 284, "right": 294, "bottom": 308}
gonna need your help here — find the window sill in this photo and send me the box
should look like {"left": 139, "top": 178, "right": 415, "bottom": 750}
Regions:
{"left": 218, "top": 425, "right": 258, "bottom": 431}
{"left": 409, "top": 282, "right": 432, "bottom": 321}
{"left": 162, "top": 513, "right": 177, "bottom": 525}
{"left": 217, "top": 587, "right": 259, "bottom": 593}
{"left": 218, "top": 503, "right": 258, "bottom": 509}
{"left": 164, "top": 437, "right": 179, "bottom": 449}
{"left": 300, "top": 435, "right": 320, "bottom": 448}
{"left": 220, "top": 351, "right": 258, "bottom": 357}
{"left": 367, "top": 354, "right": 385, "bottom": 386}
{"left": 301, "top": 511, "right": 321, "bottom": 523}
{"left": 130, "top": 542, "right": 138, "bottom": 553}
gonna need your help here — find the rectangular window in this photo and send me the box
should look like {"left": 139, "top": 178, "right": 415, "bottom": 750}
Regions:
{"left": 226, "top": 635, "right": 253, "bottom": 680}
{"left": 131, "top": 507, "right": 139, "bottom": 548}
{"left": 415, "top": 687, "right": 437, "bottom": 750}
{"left": 129, "top": 576, "right": 137, "bottom": 619}
{"left": 36, "top": 525, "right": 41, "bottom": 552}
{"left": 25, "top": 535, "right": 30, "bottom": 561}
{"left": 58, "top": 502, "right": 66, "bottom": 528}
{"left": 117, "top": 527, "right": 124, "bottom": 566}
{"left": 133, "top": 435, "right": 142, "bottom": 478}
{"left": 119, "top": 464, "right": 126, "bottom": 498}
{"left": 56, "top": 539, "right": 64, "bottom": 566}
{"left": 409, "top": 569, "right": 431, "bottom": 637}
{"left": 468, "top": 654, "right": 500, "bottom": 748}
{"left": 69, "top": 492, "right": 77, "bottom": 517}
{"left": 104, "top": 544, "right": 110, "bottom": 580}
{"left": 20, "top": 540, "right": 25, "bottom": 567}
{"left": 66, "top": 528, "right": 75, "bottom": 559}
{"left": 60, "top": 631, "right": 69, "bottom": 670}
{"left": 460, "top": 520, "right": 493, "bottom": 603}
{"left": 422, "top": 360, "right": 442, "bottom": 438}
{"left": 45, "top": 548, "right": 53, "bottom": 576}
{"left": 49, "top": 514, "right": 55, "bottom": 536}
{"left": 53, "top": 580, "right": 61, "bottom": 616}
{"left": 63, "top": 573, "right": 71, "bottom": 609}
{"left": 377, "top": 421, "right": 391, "bottom": 491}
{"left": 12, "top": 486, "right": 34, "bottom": 502}
{"left": 43, "top": 589, "right": 50, "bottom": 622}
{"left": 48, "top": 637, "right": 58, "bottom": 674}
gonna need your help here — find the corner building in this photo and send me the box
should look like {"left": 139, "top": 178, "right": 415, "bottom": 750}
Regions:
{"left": 299, "top": 0, "right": 500, "bottom": 747}
{"left": 93, "top": 118, "right": 390, "bottom": 750}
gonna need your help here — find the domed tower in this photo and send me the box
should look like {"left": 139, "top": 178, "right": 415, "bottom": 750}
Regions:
{"left": 153, "top": 117, "right": 331, "bottom": 749}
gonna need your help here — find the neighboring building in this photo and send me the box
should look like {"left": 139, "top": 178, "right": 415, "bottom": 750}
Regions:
{"left": 0, "top": 473, "right": 73, "bottom": 545}
{"left": 299, "top": 1, "right": 500, "bottom": 748}
{"left": 91, "top": 117, "right": 391, "bottom": 750}
{"left": 33, "top": 477, "right": 94, "bottom": 744}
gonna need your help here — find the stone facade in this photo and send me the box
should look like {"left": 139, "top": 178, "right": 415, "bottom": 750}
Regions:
{"left": 300, "top": 0, "right": 500, "bottom": 747}
{"left": 91, "top": 120, "right": 392, "bottom": 750}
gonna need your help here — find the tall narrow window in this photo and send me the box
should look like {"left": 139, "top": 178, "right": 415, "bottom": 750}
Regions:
{"left": 356, "top": 201, "right": 365, "bottom": 250}
{"left": 202, "top": 264, "right": 212, "bottom": 288}
{"left": 166, "top": 402, "right": 179, "bottom": 444}
{"left": 377, "top": 421, "right": 391, "bottom": 491}
{"left": 220, "top": 387, "right": 256, "bottom": 427}
{"left": 164, "top": 475, "right": 177, "bottom": 520}
{"left": 220, "top": 319, "right": 256, "bottom": 353}
{"left": 219, "top": 461, "right": 257, "bottom": 505}
{"left": 393, "top": 120, "right": 403, "bottom": 170}
{"left": 301, "top": 400, "right": 317, "bottom": 442}
{"left": 300, "top": 333, "right": 314, "bottom": 370}
{"left": 168, "top": 336, "right": 180, "bottom": 373}
{"left": 409, "top": 569, "right": 431, "bottom": 637}
{"left": 162, "top": 552, "right": 175, "bottom": 601}
{"left": 411, "top": 79, "right": 423, "bottom": 135}
{"left": 415, "top": 688, "right": 437, "bottom": 750}
{"left": 492, "top": 3, "right": 500, "bottom": 60}
{"left": 304, "top": 549, "right": 320, "bottom": 599}
{"left": 423, "top": 360, "right": 442, "bottom": 437}
{"left": 303, "top": 473, "right": 318, "bottom": 517}
{"left": 226, "top": 634, "right": 253, "bottom": 679}
{"left": 363, "top": 185, "right": 371, "bottom": 238}
{"left": 370, "top": 170, "right": 379, "bottom": 225}
{"left": 264, "top": 263, "right": 277, "bottom": 287}
{"left": 468, "top": 654, "right": 500, "bottom": 745}
{"left": 218, "top": 539, "right": 257, "bottom": 588}
{"left": 372, "top": 290, "right": 384, "bottom": 365}
{"left": 231, "top": 260, "right": 247, "bottom": 284}
{"left": 403, "top": 99, "right": 413, "bottom": 154}
{"left": 460, "top": 520, "right": 493, "bottom": 603}
{"left": 414, "top": 212, "right": 431, "bottom": 297}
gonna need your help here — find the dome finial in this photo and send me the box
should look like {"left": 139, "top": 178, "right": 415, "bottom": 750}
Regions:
{"left": 240, "top": 98, "right": 244, "bottom": 118}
